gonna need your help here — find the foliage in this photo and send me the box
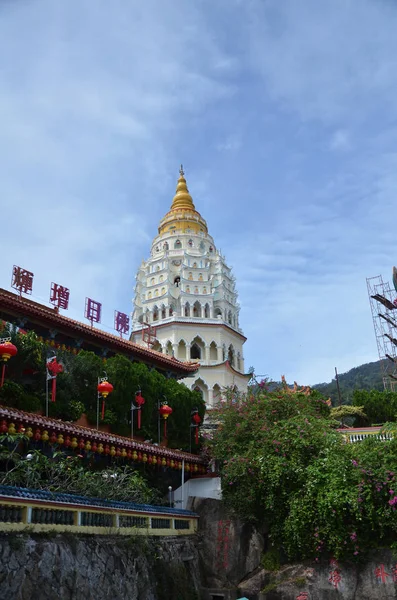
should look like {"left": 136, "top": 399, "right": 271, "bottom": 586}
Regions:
{"left": 0, "top": 325, "right": 205, "bottom": 451}
{"left": 0, "top": 435, "right": 162, "bottom": 505}
{"left": 352, "top": 389, "right": 397, "bottom": 425}
{"left": 207, "top": 386, "right": 397, "bottom": 561}
{"left": 330, "top": 405, "right": 368, "bottom": 426}
{"left": 313, "top": 360, "right": 384, "bottom": 404}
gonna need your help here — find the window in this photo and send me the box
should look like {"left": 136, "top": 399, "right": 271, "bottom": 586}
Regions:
{"left": 188, "top": 239, "right": 193, "bottom": 247}
{"left": 198, "top": 273, "right": 203, "bottom": 281}
{"left": 193, "top": 262, "right": 197, "bottom": 268}
{"left": 151, "top": 278, "right": 155, "bottom": 285}
{"left": 209, "top": 246, "right": 213, "bottom": 253}
{"left": 203, "top": 287, "right": 207, "bottom": 294}
{"left": 159, "top": 275, "right": 163, "bottom": 282}
{"left": 148, "top": 292, "right": 152, "bottom": 299}
{"left": 161, "top": 306, "right": 166, "bottom": 319}
{"left": 174, "top": 239, "right": 182, "bottom": 249}
{"left": 194, "top": 287, "right": 199, "bottom": 294}
{"left": 188, "top": 272, "right": 193, "bottom": 280}
{"left": 174, "top": 277, "right": 180, "bottom": 287}
{"left": 155, "top": 289, "right": 159, "bottom": 297}
{"left": 163, "top": 242, "right": 169, "bottom": 251}
{"left": 186, "top": 286, "right": 190, "bottom": 293}
{"left": 161, "top": 287, "right": 165, "bottom": 295}
{"left": 191, "top": 343, "right": 201, "bottom": 360}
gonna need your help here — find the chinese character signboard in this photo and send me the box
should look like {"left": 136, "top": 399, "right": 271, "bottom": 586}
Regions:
{"left": 11, "top": 266, "right": 34, "bottom": 295}
{"left": 85, "top": 297, "right": 102, "bottom": 326}
{"left": 50, "top": 283, "right": 70, "bottom": 310}
{"left": 114, "top": 310, "right": 130, "bottom": 337}
{"left": 374, "top": 564, "right": 390, "bottom": 584}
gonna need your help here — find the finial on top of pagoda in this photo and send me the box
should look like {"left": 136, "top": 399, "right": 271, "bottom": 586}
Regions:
{"left": 171, "top": 165, "right": 195, "bottom": 211}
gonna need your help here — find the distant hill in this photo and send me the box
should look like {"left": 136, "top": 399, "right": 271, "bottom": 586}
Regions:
{"left": 313, "top": 360, "right": 385, "bottom": 405}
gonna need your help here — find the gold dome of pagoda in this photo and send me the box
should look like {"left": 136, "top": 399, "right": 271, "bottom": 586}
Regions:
{"left": 158, "top": 166, "right": 208, "bottom": 236}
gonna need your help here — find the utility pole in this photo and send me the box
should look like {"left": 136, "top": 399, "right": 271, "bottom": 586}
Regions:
{"left": 335, "top": 367, "right": 342, "bottom": 407}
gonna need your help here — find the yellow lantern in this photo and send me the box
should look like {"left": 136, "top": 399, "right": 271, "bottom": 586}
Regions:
{"left": 57, "top": 434, "right": 64, "bottom": 445}
{"left": 152, "top": 456, "right": 157, "bottom": 465}
{"left": 97, "top": 443, "right": 104, "bottom": 454}
{"left": 121, "top": 448, "right": 127, "bottom": 458}
{"left": 161, "top": 458, "right": 166, "bottom": 467}
{"left": 26, "top": 427, "right": 33, "bottom": 438}
{"left": 132, "top": 451, "right": 138, "bottom": 460}
{"left": 85, "top": 441, "right": 91, "bottom": 452}
{"left": 170, "top": 460, "right": 174, "bottom": 468}
{"left": 8, "top": 423, "right": 16, "bottom": 435}
{"left": 143, "top": 453, "right": 147, "bottom": 463}
{"left": 41, "top": 430, "right": 49, "bottom": 442}
{"left": 71, "top": 437, "right": 78, "bottom": 449}
{"left": 110, "top": 446, "right": 116, "bottom": 457}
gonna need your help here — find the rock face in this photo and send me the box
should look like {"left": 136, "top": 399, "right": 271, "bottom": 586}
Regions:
{"left": 255, "top": 550, "right": 397, "bottom": 600}
{"left": 0, "top": 533, "right": 201, "bottom": 600}
{"left": 190, "top": 497, "right": 264, "bottom": 590}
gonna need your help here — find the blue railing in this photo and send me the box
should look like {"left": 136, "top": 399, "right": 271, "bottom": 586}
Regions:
{"left": 0, "top": 484, "right": 197, "bottom": 517}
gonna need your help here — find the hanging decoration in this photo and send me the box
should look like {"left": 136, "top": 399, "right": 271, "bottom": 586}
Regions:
{"left": 97, "top": 379, "right": 114, "bottom": 420}
{"left": 46, "top": 357, "right": 63, "bottom": 402}
{"left": 0, "top": 338, "right": 18, "bottom": 387}
{"left": 192, "top": 412, "right": 201, "bottom": 445}
{"left": 135, "top": 391, "right": 145, "bottom": 429}
{"left": 159, "top": 403, "right": 173, "bottom": 439}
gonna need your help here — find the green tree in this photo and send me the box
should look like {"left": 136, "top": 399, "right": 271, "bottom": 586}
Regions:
{"left": 352, "top": 389, "right": 397, "bottom": 425}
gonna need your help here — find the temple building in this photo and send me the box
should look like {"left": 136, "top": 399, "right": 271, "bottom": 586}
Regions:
{"left": 130, "top": 167, "right": 249, "bottom": 407}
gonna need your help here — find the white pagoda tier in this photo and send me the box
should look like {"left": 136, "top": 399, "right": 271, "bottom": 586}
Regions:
{"left": 131, "top": 167, "right": 249, "bottom": 407}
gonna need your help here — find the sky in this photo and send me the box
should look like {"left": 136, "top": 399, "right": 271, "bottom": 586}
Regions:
{"left": 1, "top": 0, "right": 396, "bottom": 385}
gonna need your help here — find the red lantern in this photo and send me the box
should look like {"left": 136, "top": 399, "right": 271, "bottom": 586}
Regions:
{"left": 78, "top": 439, "right": 85, "bottom": 450}
{"left": 0, "top": 341, "right": 17, "bottom": 387}
{"left": 135, "top": 392, "right": 145, "bottom": 429}
{"left": 159, "top": 403, "right": 173, "bottom": 439}
{"left": 0, "top": 420, "right": 8, "bottom": 434}
{"left": 64, "top": 436, "right": 71, "bottom": 448}
{"left": 192, "top": 412, "right": 201, "bottom": 445}
{"left": 97, "top": 380, "right": 114, "bottom": 421}
{"left": 116, "top": 448, "right": 121, "bottom": 457}
{"left": 49, "top": 432, "right": 57, "bottom": 444}
{"left": 34, "top": 429, "right": 41, "bottom": 441}
{"left": 104, "top": 444, "right": 110, "bottom": 455}
{"left": 47, "top": 359, "right": 63, "bottom": 403}
{"left": 91, "top": 442, "right": 97, "bottom": 453}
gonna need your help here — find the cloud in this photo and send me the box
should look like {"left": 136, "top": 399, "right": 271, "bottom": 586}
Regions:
{"left": 1, "top": 0, "right": 397, "bottom": 387}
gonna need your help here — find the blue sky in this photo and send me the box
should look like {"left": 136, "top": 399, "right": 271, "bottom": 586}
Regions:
{"left": 1, "top": 0, "right": 396, "bottom": 384}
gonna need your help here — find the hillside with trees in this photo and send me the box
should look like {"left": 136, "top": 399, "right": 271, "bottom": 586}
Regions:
{"left": 313, "top": 360, "right": 384, "bottom": 404}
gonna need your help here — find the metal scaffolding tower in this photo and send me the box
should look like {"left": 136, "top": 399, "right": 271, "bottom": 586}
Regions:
{"left": 366, "top": 274, "right": 397, "bottom": 391}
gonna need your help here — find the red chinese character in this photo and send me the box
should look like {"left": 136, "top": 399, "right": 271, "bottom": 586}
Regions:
{"left": 392, "top": 565, "right": 397, "bottom": 582}
{"left": 85, "top": 297, "right": 101, "bottom": 325}
{"left": 374, "top": 564, "right": 389, "bottom": 583}
{"left": 296, "top": 593, "right": 309, "bottom": 600}
{"left": 50, "top": 283, "right": 70, "bottom": 310}
{"left": 11, "top": 266, "right": 33, "bottom": 295}
{"left": 328, "top": 569, "right": 342, "bottom": 589}
{"left": 114, "top": 310, "right": 130, "bottom": 336}
{"left": 329, "top": 558, "right": 339, "bottom": 568}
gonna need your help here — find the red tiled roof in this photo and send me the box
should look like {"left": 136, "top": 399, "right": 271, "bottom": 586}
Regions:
{"left": 0, "top": 405, "right": 206, "bottom": 465}
{"left": 0, "top": 288, "right": 198, "bottom": 377}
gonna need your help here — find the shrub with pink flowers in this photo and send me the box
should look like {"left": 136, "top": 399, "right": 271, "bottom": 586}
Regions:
{"left": 207, "top": 383, "right": 397, "bottom": 561}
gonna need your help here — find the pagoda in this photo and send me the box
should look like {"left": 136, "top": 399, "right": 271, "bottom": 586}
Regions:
{"left": 131, "top": 167, "right": 249, "bottom": 406}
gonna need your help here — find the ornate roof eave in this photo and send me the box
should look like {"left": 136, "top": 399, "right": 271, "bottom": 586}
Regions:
{"left": 0, "top": 288, "right": 198, "bottom": 377}
{"left": 200, "top": 360, "right": 251, "bottom": 379}
{"left": 139, "top": 319, "right": 247, "bottom": 342}
{"left": 0, "top": 406, "right": 206, "bottom": 466}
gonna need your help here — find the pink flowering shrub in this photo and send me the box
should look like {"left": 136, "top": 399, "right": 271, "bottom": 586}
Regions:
{"left": 207, "top": 385, "right": 397, "bottom": 561}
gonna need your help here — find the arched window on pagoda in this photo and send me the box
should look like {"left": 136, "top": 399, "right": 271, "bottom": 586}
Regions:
{"left": 204, "top": 303, "right": 210, "bottom": 318}
{"left": 161, "top": 305, "right": 166, "bottom": 319}
{"left": 188, "top": 239, "right": 193, "bottom": 247}
{"left": 198, "top": 273, "right": 203, "bottom": 281}
{"left": 174, "top": 239, "right": 182, "bottom": 249}
{"left": 188, "top": 272, "right": 193, "bottom": 280}
{"left": 163, "top": 242, "right": 169, "bottom": 251}
{"left": 209, "top": 246, "right": 213, "bottom": 253}
{"left": 174, "top": 276, "right": 180, "bottom": 287}
{"left": 191, "top": 343, "right": 201, "bottom": 360}
{"left": 184, "top": 302, "right": 190, "bottom": 317}
{"left": 153, "top": 306, "right": 159, "bottom": 322}
{"left": 193, "top": 301, "right": 202, "bottom": 318}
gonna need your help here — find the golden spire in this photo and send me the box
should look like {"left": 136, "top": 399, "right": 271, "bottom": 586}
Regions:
{"left": 171, "top": 165, "right": 196, "bottom": 211}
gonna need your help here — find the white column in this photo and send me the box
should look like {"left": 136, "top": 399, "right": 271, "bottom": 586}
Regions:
{"left": 204, "top": 345, "right": 210, "bottom": 364}
{"left": 217, "top": 345, "right": 223, "bottom": 362}
{"left": 186, "top": 345, "right": 191, "bottom": 360}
